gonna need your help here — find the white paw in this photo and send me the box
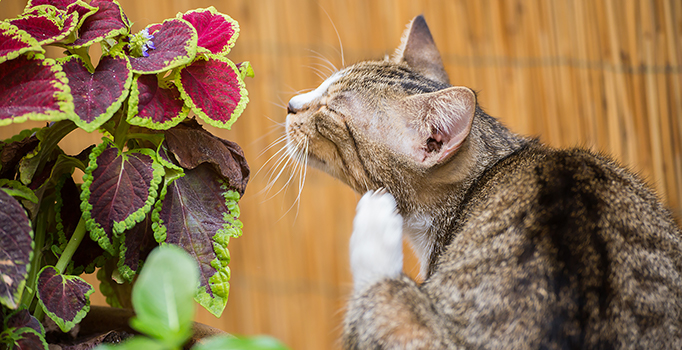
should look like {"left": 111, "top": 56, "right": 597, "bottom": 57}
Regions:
{"left": 350, "top": 189, "right": 404, "bottom": 293}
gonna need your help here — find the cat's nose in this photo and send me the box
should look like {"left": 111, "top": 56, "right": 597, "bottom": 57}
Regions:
{"left": 287, "top": 102, "right": 297, "bottom": 114}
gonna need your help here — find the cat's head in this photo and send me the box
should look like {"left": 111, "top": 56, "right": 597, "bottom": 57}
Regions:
{"left": 285, "top": 15, "right": 478, "bottom": 200}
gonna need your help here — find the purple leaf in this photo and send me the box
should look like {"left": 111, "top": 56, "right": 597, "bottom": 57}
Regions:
{"left": 153, "top": 163, "right": 242, "bottom": 317}
{"left": 118, "top": 214, "right": 157, "bottom": 281}
{"left": 69, "top": 0, "right": 128, "bottom": 48}
{"left": 0, "top": 21, "right": 44, "bottom": 64}
{"left": 179, "top": 7, "right": 239, "bottom": 56}
{"left": 60, "top": 55, "right": 132, "bottom": 132}
{"left": 164, "top": 119, "right": 249, "bottom": 195}
{"left": 81, "top": 141, "right": 164, "bottom": 255}
{"left": 126, "top": 74, "right": 189, "bottom": 130}
{"left": 128, "top": 18, "right": 198, "bottom": 74}
{"left": 0, "top": 54, "right": 73, "bottom": 125}
{"left": 27, "top": 0, "right": 78, "bottom": 10}
{"left": 36, "top": 266, "right": 94, "bottom": 332}
{"left": 176, "top": 55, "right": 248, "bottom": 130}
{"left": 0, "top": 190, "right": 33, "bottom": 310}
{"left": 5, "top": 309, "right": 43, "bottom": 334}
{"left": 6, "top": 328, "right": 48, "bottom": 350}
{"left": 9, "top": 12, "right": 78, "bottom": 46}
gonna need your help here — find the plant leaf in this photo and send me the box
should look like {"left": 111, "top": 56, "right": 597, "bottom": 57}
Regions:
{"left": 4, "top": 309, "right": 44, "bottom": 334}
{"left": 126, "top": 74, "right": 189, "bottom": 130}
{"left": 2, "top": 327, "right": 48, "bottom": 350}
{"left": 176, "top": 54, "right": 248, "bottom": 130}
{"left": 9, "top": 10, "right": 78, "bottom": 46}
{"left": 164, "top": 119, "right": 249, "bottom": 195}
{"left": 36, "top": 266, "right": 94, "bottom": 333}
{"left": 0, "top": 179, "right": 38, "bottom": 203}
{"left": 118, "top": 214, "right": 157, "bottom": 281}
{"left": 26, "top": 0, "right": 78, "bottom": 10}
{"left": 0, "top": 190, "right": 33, "bottom": 310}
{"left": 129, "top": 245, "right": 198, "bottom": 347}
{"left": 236, "top": 60, "right": 254, "bottom": 79}
{"left": 194, "top": 336, "right": 291, "bottom": 350}
{"left": 128, "top": 18, "right": 198, "bottom": 74}
{"left": 153, "top": 163, "right": 242, "bottom": 317}
{"left": 0, "top": 21, "right": 44, "bottom": 64}
{"left": 0, "top": 129, "right": 40, "bottom": 179}
{"left": 60, "top": 55, "right": 132, "bottom": 132}
{"left": 0, "top": 53, "right": 74, "bottom": 126}
{"left": 69, "top": 0, "right": 129, "bottom": 48}
{"left": 178, "top": 6, "right": 239, "bottom": 56}
{"left": 81, "top": 141, "right": 164, "bottom": 255}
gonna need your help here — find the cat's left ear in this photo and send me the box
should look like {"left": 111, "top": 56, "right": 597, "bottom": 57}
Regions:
{"left": 393, "top": 15, "right": 449, "bottom": 85}
{"left": 401, "top": 86, "right": 475, "bottom": 164}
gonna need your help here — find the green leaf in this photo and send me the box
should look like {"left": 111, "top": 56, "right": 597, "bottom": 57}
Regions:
{"left": 193, "top": 335, "right": 290, "bottom": 350}
{"left": 0, "top": 179, "right": 38, "bottom": 203}
{"left": 129, "top": 245, "right": 198, "bottom": 348}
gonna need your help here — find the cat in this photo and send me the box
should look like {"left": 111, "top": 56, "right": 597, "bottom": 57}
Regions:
{"left": 284, "top": 15, "right": 682, "bottom": 349}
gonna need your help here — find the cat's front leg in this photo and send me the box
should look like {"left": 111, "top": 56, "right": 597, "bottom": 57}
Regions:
{"left": 350, "top": 189, "right": 404, "bottom": 293}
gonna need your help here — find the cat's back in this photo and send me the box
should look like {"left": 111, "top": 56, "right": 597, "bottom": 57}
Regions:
{"left": 428, "top": 143, "right": 682, "bottom": 349}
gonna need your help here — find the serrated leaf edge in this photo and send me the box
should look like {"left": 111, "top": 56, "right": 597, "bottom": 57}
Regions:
{"left": 126, "top": 73, "right": 190, "bottom": 130}
{"left": 130, "top": 18, "right": 199, "bottom": 74}
{"left": 0, "top": 21, "right": 44, "bottom": 64}
{"left": 0, "top": 194, "right": 34, "bottom": 310}
{"left": 177, "top": 6, "right": 240, "bottom": 57}
{"left": 0, "top": 54, "right": 75, "bottom": 127}
{"left": 175, "top": 54, "right": 249, "bottom": 130}
{"left": 36, "top": 266, "right": 94, "bottom": 333}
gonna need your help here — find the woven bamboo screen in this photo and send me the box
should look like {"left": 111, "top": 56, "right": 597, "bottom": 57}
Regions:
{"left": 1, "top": 0, "right": 681, "bottom": 349}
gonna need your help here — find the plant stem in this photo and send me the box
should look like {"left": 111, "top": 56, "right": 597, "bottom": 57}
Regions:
{"left": 56, "top": 218, "right": 87, "bottom": 274}
{"left": 114, "top": 111, "right": 131, "bottom": 150}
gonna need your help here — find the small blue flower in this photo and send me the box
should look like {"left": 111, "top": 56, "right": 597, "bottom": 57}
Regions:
{"left": 140, "top": 28, "right": 156, "bottom": 57}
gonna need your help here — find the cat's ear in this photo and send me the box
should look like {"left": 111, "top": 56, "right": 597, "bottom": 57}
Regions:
{"left": 393, "top": 15, "right": 449, "bottom": 85}
{"left": 401, "top": 86, "right": 475, "bottom": 164}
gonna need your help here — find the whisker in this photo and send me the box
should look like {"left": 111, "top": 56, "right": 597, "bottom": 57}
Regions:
{"left": 318, "top": 4, "right": 345, "bottom": 67}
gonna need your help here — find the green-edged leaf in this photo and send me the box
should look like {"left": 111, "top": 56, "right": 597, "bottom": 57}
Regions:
{"left": 194, "top": 336, "right": 291, "bottom": 350}
{"left": 9, "top": 9, "right": 78, "bottom": 46}
{"left": 36, "top": 266, "right": 94, "bottom": 333}
{"left": 153, "top": 163, "right": 242, "bottom": 317}
{"left": 164, "top": 119, "right": 249, "bottom": 195}
{"left": 81, "top": 140, "right": 164, "bottom": 255}
{"left": 69, "top": 0, "right": 129, "bottom": 48}
{"left": 237, "top": 61, "right": 254, "bottom": 79}
{"left": 126, "top": 74, "right": 189, "bottom": 130}
{"left": 96, "top": 261, "right": 132, "bottom": 309}
{"left": 0, "top": 21, "right": 44, "bottom": 64}
{"left": 129, "top": 245, "right": 198, "bottom": 347}
{"left": 177, "top": 6, "right": 239, "bottom": 56}
{"left": 4, "top": 309, "right": 44, "bottom": 334}
{"left": 0, "top": 53, "right": 74, "bottom": 126}
{"left": 0, "top": 191, "right": 33, "bottom": 310}
{"left": 128, "top": 18, "right": 198, "bottom": 74}
{"left": 1, "top": 327, "right": 48, "bottom": 350}
{"left": 176, "top": 54, "right": 248, "bottom": 129}
{"left": 118, "top": 214, "right": 157, "bottom": 281}
{"left": 0, "top": 179, "right": 38, "bottom": 203}
{"left": 60, "top": 55, "right": 132, "bottom": 132}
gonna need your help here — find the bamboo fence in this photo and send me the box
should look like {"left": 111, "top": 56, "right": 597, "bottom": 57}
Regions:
{"left": 1, "top": 1, "right": 681, "bottom": 349}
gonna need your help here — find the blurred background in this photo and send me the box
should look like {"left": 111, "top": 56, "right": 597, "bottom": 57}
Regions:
{"left": 1, "top": 0, "right": 681, "bottom": 349}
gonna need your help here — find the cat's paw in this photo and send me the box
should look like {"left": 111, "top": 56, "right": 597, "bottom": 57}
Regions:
{"left": 350, "top": 189, "right": 404, "bottom": 293}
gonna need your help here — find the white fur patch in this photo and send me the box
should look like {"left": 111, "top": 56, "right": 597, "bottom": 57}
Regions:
{"left": 350, "top": 190, "right": 404, "bottom": 293}
{"left": 288, "top": 71, "right": 345, "bottom": 110}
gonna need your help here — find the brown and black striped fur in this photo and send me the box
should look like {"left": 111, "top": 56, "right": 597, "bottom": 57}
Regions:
{"left": 285, "top": 15, "right": 682, "bottom": 349}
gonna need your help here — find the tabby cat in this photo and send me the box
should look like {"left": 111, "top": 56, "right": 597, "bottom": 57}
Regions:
{"left": 285, "top": 15, "right": 682, "bottom": 349}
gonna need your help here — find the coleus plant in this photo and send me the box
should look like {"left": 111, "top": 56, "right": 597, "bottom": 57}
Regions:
{"left": 0, "top": 0, "right": 252, "bottom": 348}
